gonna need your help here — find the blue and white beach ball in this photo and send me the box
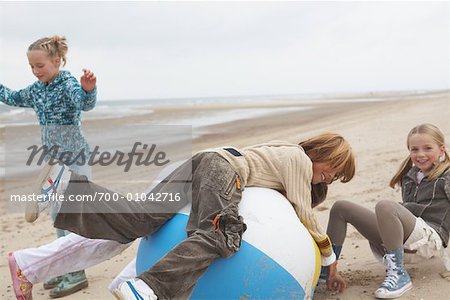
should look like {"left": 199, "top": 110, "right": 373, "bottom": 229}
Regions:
{"left": 136, "top": 186, "right": 321, "bottom": 299}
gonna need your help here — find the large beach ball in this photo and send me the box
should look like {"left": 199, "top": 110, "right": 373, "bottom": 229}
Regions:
{"left": 136, "top": 186, "right": 321, "bottom": 300}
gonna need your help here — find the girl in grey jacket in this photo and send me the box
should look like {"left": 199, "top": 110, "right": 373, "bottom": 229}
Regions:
{"left": 321, "top": 123, "right": 450, "bottom": 299}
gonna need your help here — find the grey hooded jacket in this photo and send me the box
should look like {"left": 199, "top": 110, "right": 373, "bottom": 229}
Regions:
{"left": 402, "top": 167, "right": 450, "bottom": 247}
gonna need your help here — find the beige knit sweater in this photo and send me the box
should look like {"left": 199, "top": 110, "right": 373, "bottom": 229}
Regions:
{"left": 211, "top": 141, "right": 333, "bottom": 257}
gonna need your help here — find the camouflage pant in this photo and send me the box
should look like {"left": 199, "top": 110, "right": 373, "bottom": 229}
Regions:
{"left": 55, "top": 152, "right": 246, "bottom": 299}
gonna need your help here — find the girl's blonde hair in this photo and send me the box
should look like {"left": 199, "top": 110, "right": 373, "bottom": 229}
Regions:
{"left": 28, "top": 35, "right": 68, "bottom": 66}
{"left": 299, "top": 132, "right": 355, "bottom": 183}
{"left": 390, "top": 123, "right": 450, "bottom": 188}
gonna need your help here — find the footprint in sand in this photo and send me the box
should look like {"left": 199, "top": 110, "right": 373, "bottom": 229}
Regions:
{"left": 441, "top": 271, "right": 450, "bottom": 281}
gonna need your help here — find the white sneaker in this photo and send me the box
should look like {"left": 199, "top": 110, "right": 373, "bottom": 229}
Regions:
{"left": 25, "top": 162, "right": 70, "bottom": 223}
{"left": 112, "top": 279, "right": 157, "bottom": 300}
{"left": 374, "top": 281, "right": 412, "bottom": 299}
{"left": 374, "top": 250, "right": 413, "bottom": 299}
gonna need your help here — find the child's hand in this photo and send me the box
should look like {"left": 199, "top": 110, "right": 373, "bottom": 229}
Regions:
{"left": 327, "top": 273, "right": 347, "bottom": 293}
{"left": 80, "top": 69, "right": 96, "bottom": 92}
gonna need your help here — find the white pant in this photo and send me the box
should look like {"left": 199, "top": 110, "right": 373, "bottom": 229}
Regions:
{"left": 14, "top": 163, "right": 186, "bottom": 290}
{"left": 15, "top": 233, "right": 132, "bottom": 284}
{"left": 404, "top": 217, "right": 450, "bottom": 271}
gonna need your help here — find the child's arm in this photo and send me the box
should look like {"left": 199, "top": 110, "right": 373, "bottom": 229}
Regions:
{"left": 281, "top": 151, "right": 334, "bottom": 259}
{"left": 445, "top": 172, "right": 450, "bottom": 204}
{"left": 327, "top": 261, "right": 347, "bottom": 292}
{"left": 67, "top": 69, "right": 97, "bottom": 111}
{"left": 0, "top": 83, "right": 34, "bottom": 108}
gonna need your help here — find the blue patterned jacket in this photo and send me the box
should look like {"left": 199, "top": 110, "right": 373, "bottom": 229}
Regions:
{"left": 0, "top": 70, "right": 97, "bottom": 164}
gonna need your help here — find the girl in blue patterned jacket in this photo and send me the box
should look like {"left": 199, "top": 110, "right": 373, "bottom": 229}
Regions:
{"left": 0, "top": 35, "right": 96, "bottom": 182}
{"left": 1, "top": 35, "right": 96, "bottom": 298}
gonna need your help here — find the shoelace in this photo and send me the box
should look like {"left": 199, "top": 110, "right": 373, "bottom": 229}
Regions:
{"left": 380, "top": 254, "right": 399, "bottom": 289}
{"left": 381, "top": 268, "right": 400, "bottom": 289}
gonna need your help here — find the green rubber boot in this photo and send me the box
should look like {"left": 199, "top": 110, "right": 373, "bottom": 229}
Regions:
{"left": 49, "top": 270, "right": 88, "bottom": 298}
{"left": 44, "top": 275, "right": 64, "bottom": 289}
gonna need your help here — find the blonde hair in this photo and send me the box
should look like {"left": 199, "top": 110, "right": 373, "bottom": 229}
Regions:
{"left": 299, "top": 132, "right": 355, "bottom": 183}
{"left": 28, "top": 35, "right": 68, "bottom": 66}
{"left": 390, "top": 123, "right": 450, "bottom": 188}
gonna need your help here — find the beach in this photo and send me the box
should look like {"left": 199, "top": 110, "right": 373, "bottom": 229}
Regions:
{"left": 1, "top": 90, "right": 450, "bottom": 299}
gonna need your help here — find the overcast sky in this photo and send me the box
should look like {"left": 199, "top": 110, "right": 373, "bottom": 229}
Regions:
{"left": 0, "top": 1, "right": 448, "bottom": 101}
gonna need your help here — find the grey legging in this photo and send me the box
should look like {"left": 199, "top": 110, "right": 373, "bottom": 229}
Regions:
{"left": 327, "top": 200, "right": 416, "bottom": 252}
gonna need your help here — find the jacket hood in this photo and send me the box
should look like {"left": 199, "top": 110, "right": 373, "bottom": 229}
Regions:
{"left": 37, "top": 70, "right": 72, "bottom": 89}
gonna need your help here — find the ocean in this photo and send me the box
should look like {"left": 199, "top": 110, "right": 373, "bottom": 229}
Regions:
{"left": 0, "top": 94, "right": 320, "bottom": 128}
{"left": 1, "top": 90, "right": 434, "bottom": 128}
{"left": 1, "top": 94, "right": 316, "bottom": 179}
{"left": 0, "top": 90, "right": 439, "bottom": 183}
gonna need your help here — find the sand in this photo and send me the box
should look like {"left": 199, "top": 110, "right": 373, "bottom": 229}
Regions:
{"left": 1, "top": 90, "right": 449, "bottom": 299}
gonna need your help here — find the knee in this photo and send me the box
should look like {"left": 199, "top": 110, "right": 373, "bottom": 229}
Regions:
{"left": 375, "top": 200, "right": 397, "bottom": 216}
{"left": 214, "top": 213, "right": 247, "bottom": 258}
{"left": 330, "top": 200, "right": 353, "bottom": 217}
